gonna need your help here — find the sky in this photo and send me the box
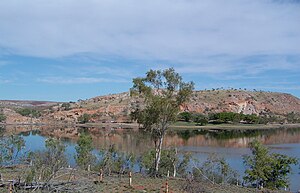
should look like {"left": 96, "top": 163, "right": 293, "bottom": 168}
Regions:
{"left": 0, "top": 0, "right": 299, "bottom": 102}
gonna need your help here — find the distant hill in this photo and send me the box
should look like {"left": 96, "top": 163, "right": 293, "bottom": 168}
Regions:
{"left": 37, "top": 89, "right": 300, "bottom": 124}
{"left": 0, "top": 100, "right": 58, "bottom": 109}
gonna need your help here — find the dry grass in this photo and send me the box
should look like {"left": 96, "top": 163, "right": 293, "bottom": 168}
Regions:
{"left": 0, "top": 167, "right": 289, "bottom": 193}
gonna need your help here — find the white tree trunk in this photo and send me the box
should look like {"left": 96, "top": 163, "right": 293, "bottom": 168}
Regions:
{"left": 154, "top": 135, "right": 164, "bottom": 176}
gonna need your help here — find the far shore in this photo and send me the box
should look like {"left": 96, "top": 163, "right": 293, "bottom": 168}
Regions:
{"left": 1, "top": 122, "right": 300, "bottom": 131}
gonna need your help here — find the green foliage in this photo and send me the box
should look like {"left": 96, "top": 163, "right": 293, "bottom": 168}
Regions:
{"left": 140, "top": 148, "right": 191, "bottom": 177}
{"left": 192, "top": 154, "right": 238, "bottom": 184}
{"left": 16, "top": 108, "right": 41, "bottom": 118}
{"left": 61, "top": 102, "right": 71, "bottom": 110}
{"left": 131, "top": 68, "right": 194, "bottom": 175}
{"left": 0, "top": 112, "right": 6, "bottom": 122}
{"left": 0, "top": 135, "right": 25, "bottom": 165}
{"left": 243, "top": 140, "right": 298, "bottom": 189}
{"left": 209, "top": 112, "right": 259, "bottom": 124}
{"left": 192, "top": 113, "right": 208, "bottom": 126}
{"left": 286, "top": 112, "right": 300, "bottom": 123}
{"left": 178, "top": 112, "right": 192, "bottom": 122}
{"left": 75, "top": 132, "right": 95, "bottom": 170}
{"left": 77, "top": 113, "right": 91, "bottom": 124}
{"left": 97, "top": 144, "right": 135, "bottom": 175}
{"left": 26, "top": 138, "right": 67, "bottom": 183}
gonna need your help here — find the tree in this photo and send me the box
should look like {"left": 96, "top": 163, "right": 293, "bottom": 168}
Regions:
{"left": 178, "top": 112, "right": 192, "bottom": 122}
{"left": 0, "top": 135, "right": 25, "bottom": 165}
{"left": 192, "top": 113, "right": 208, "bottom": 126}
{"left": 140, "top": 148, "right": 191, "bottom": 177}
{"left": 97, "top": 144, "right": 135, "bottom": 175}
{"left": 26, "top": 138, "right": 67, "bottom": 183}
{"left": 243, "top": 140, "right": 298, "bottom": 189}
{"left": 130, "top": 68, "right": 194, "bottom": 176}
{"left": 192, "top": 154, "right": 238, "bottom": 184}
{"left": 75, "top": 132, "right": 95, "bottom": 170}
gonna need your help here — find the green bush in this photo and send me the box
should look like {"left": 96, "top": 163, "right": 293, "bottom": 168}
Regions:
{"left": 243, "top": 140, "right": 298, "bottom": 189}
{"left": 77, "top": 113, "right": 90, "bottom": 123}
{"left": 61, "top": 103, "right": 71, "bottom": 110}
{"left": 140, "top": 148, "right": 191, "bottom": 177}
{"left": 97, "top": 144, "right": 135, "bottom": 175}
{"left": 0, "top": 113, "right": 6, "bottom": 122}
{"left": 16, "top": 108, "right": 41, "bottom": 118}
{"left": 192, "top": 113, "right": 208, "bottom": 126}
{"left": 177, "top": 112, "right": 192, "bottom": 122}
{"left": 75, "top": 132, "right": 95, "bottom": 170}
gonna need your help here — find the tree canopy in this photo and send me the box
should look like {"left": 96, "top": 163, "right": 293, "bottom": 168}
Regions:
{"left": 243, "top": 140, "right": 298, "bottom": 189}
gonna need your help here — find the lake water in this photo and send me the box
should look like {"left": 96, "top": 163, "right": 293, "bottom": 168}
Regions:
{"left": 1, "top": 125, "right": 300, "bottom": 192}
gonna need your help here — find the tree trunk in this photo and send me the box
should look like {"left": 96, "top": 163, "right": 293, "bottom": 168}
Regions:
{"left": 154, "top": 135, "right": 164, "bottom": 176}
{"left": 173, "top": 148, "right": 177, "bottom": 178}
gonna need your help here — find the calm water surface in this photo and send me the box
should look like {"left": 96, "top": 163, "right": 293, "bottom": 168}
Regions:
{"left": 1, "top": 125, "right": 300, "bottom": 192}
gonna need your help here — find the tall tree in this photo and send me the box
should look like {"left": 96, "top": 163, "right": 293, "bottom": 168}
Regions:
{"left": 130, "top": 68, "right": 194, "bottom": 176}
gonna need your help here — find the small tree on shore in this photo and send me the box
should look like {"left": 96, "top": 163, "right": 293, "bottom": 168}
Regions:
{"left": 130, "top": 68, "right": 194, "bottom": 176}
{"left": 26, "top": 138, "right": 67, "bottom": 183}
{"left": 243, "top": 140, "right": 298, "bottom": 189}
{"left": 75, "top": 132, "right": 95, "bottom": 170}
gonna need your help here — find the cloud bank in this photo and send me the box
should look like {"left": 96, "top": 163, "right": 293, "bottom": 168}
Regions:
{"left": 0, "top": 0, "right": 299, "bottom": 61}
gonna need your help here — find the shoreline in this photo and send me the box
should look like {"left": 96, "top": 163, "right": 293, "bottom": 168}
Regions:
{"left": 1, "top": 122, "right": 300, "bottom": 131}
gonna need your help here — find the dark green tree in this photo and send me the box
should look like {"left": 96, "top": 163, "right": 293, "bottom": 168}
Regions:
{"left": 243, "top": 140, "right": 298, "bottom": 189}
{"left": 178, "top": 112, "right": 192, "bottom": 122}
{"left": 131, "top": 68, "right": 194, "bottom": 176}
{"left": 75, "top": 132, "right": 95, "bottom": 170}
{"left": 192, "top": 113, "right": 208, "bottom": 126}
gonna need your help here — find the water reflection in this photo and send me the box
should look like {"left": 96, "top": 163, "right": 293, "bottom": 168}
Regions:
{"left": 1, "top": 125, "right": 300, "bottom": 153}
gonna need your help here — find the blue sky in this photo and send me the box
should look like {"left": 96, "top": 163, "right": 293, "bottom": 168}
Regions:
{"left": 0, "top": 0, "right": 300, "bottom": 102}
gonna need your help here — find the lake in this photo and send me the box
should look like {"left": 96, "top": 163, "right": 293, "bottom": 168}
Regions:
{"left": 1, "top": 125, "right": 300, "bottom": 192}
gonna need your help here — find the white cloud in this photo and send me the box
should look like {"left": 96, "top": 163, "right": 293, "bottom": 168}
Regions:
{"left": 0, "top": 0, "right": 299, "bottom": 82}
{"left": 37, "top": 76, "right": 129, "bottom": 84}
{"left": 0, "top": 0, "right": 299, "bottom": 60}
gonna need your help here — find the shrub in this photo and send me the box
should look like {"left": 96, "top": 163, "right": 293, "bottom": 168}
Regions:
{"left": 61, "top": 103, "right": 71, "bottom": 110}
{"left": 97, "top": 144, "right": 135, "bottom": 175}
{"left": 77, "top": 113, "right": 90, "bottom": 123}
{"left": 0, "top": 113, "right": 6, "bottom": 122}
{"left": 243, "top": 140, "right": 298, "bottom": 189}
{"left": 75, "top": 132, "right": 95, "bottom": 170}
{"left": 16, "top": 108, "right": 41, "bottom": 118}
{"left": 178, "top": 112, "right": 192, "bottom": 122}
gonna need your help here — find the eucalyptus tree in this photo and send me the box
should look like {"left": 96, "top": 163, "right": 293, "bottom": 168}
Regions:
{"left": 130, "top": 68, "right": 194, "bottom": 176}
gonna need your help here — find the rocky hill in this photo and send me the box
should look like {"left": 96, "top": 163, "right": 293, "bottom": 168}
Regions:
{"left": 39, "top": 89, "right": 300, "bottom": 124}
{"left": 0, "top": 100, "right": 58, "bottom": 124}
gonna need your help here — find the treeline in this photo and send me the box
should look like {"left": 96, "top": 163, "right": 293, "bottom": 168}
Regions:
{"left": 177, "top": 111, "right": 300, "bottom": 125}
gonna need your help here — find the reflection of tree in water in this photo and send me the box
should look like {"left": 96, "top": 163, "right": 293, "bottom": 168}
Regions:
{"left": 173, "top": 127, "right": 300, "bottom": 144}
{"left": 2, "top": 125, "right": 300, "bottom": 152}
{"left": 172, "top": 128, "right": 300, "bottom": 146}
